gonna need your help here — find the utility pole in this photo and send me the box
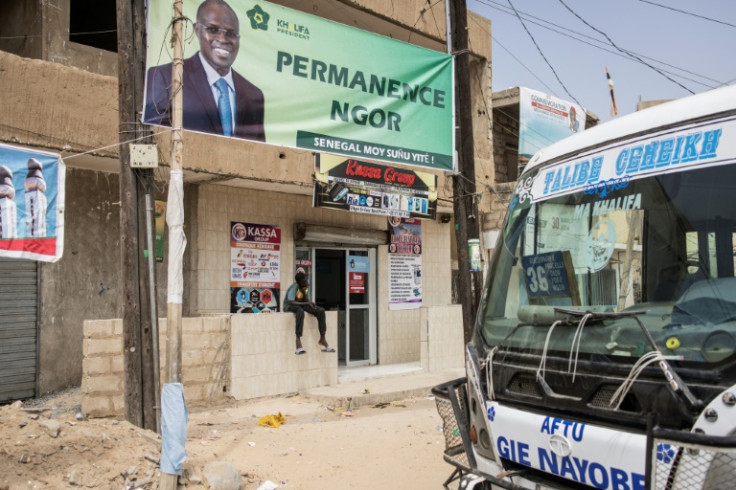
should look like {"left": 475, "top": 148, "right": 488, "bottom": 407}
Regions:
{"left": 159, "top": 0, "right": 186, "bottom": 487}
{"left": 166, "top": 0, "right": 184, "bottom": 401}
{"left": 449, "top": 0, "right": 483, "bottom": 344}
{"left": 116, "top": 0, "right": 157, "bottom": 430}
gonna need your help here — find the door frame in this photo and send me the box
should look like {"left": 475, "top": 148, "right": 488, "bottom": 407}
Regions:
{"left": 344, "top": 247, "right": 377, "bottom": 366}
{"left": 295, "top": 246, "right": 377, "bottom": 366}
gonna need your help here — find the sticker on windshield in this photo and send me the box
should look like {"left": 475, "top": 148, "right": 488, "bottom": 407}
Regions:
{"left": 585, "top": 218, "right": 616, "bottom": 272}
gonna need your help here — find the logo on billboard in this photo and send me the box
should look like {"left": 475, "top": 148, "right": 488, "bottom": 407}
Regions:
{"left": 276, "top": 19, "right": 311, "bottom": 40}
{"left": 246, "top": 4, "right": 269, "bottom": 30}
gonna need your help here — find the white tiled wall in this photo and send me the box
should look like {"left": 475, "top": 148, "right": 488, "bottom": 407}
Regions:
{"left": 230, "top": 311, "right": 338, "bottom": 399}
{"left": 197, "top": 185, "right": 455, "bottom": 366}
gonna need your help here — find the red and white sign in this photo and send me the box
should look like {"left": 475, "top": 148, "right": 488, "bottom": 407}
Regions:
{"left": 349, "top": 272, "right": 365, "bottom": 294}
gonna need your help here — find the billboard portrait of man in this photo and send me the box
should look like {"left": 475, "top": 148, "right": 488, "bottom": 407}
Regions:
{"left": 143, "top": 0, "right": 266, "bottom": 142}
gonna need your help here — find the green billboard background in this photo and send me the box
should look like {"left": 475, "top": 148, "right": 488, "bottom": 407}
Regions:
{"left": 145, "top": 0, "right": 455, "bottom": 171}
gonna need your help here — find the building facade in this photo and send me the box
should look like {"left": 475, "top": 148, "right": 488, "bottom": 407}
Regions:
{"left": 0, "top": 0, "right": 493, "bottom": 401}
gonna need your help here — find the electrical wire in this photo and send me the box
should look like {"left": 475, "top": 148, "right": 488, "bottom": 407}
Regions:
{"left": 407, "top": 0, "right": 445, "bottom": 45}
{"left": 62, "top": 129, "right": 173, "bottom": 162}
{"left": 475, "top": 0, "right": 722, "bottom": 88}
{"left": 460, "top": 24, "right": 495, "bottom": 190}
{"left": 506, "top": 0, "right": 583, "bottom": 106}
{"left": 0, "top": 29, "right": 116, "bottom": 40}
{"left": 425, "top": 0, "right": 445, "bottom": 40}
{"left": 492, "top": 35, "right": 560, "bottom": 95}
{"left": 638, "top": 0, "right": 736, "bottom": 29}
{"left": 556, "top": 0, "right": 694, "bottom": 94}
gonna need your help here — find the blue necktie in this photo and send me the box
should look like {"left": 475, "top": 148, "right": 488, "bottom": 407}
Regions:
{"left": 215, "top": 78, "right": 233, "bottom": 137}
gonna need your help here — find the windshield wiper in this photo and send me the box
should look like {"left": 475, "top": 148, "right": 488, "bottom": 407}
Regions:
{"left": 552, "top": 308, "right": 703, "bottom": 413}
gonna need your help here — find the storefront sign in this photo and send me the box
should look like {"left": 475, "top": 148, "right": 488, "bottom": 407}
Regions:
{"left": 0, "top": 144, "right": 65, "bottom": 262}
{"left": 314, "top": 154, "right": 437, "bottom": 220}
{"left": 388, "top": 217, "right": 422, "bottom": 310}
{"left": 144, "top": 0, "right": 454, "bottom": 171}
{"left": 230, "top": 221, "right": 281, "bottom": 313}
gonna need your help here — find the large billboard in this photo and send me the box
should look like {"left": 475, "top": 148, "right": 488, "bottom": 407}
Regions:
{"left": 144, "top": 0, "right": 455, "bottom": 171}
{"left": 0, "top": 144, "right": 65, "bottom": 262}
{"left": 518, "top": 88, "right": 585, "bottom": 163}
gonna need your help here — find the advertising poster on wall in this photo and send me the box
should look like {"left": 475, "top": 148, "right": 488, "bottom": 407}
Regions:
{"left": 0, "top": 143, "right": 65, "bottom": 262}
{"left": 518, "top": 88, "right": 586, "bottom": 164}
{"left": 230, "top": 221, "right": 281, "bottom": 313}
{"left": 388, "top": 217, "right": 422, "bottom": 310}
{"left": 144, "top": 0, "right": 455, "bottom": 171}
{"left": 314, "top": 154, "right": 437, "bottom": 220}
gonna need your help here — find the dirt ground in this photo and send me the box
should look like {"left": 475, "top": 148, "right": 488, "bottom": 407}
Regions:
{"left": 0, "top": 388, "right": 458, "bottom": 489}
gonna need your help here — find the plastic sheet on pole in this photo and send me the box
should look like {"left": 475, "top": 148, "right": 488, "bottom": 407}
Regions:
{"left": 166, "top": 170, "right": 186, "bottom": 304}
{"left": 160, "top": 382, "right": 188, "bottom": 475}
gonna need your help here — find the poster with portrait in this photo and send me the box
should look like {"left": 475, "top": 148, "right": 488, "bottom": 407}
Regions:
{"left": 144, "top": 0, "right": 455, "bottom": 171}
{"left": 388, "top": 217, "right": 422, "bottom": 310}
{"left": 230, "top": 221, "right": 281, "bottom": 313}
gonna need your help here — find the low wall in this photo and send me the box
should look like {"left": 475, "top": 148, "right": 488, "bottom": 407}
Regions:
{"left": 231, "top": 312, "right": 338, "bottom": 400}
{"left": 81, "top": 319, "right": 125, "bottom": 416}
{"left": 81, "top": 316, "right": 231, "bottom": 417}
{"left": 81, "top": 307, "right": 462, "bottom": 417}
{"left": 420, "top": 305, "right": 465, "bottom": 372}
{"left": 81, "top": 312, "right": 337, "bottom": 417}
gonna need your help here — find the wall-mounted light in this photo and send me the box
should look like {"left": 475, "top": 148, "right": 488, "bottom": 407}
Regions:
{"left": 439, "top": 213, "right": 452, "bottom": 224}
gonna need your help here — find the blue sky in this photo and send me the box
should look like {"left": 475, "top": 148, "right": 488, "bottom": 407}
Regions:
{"left": 467, "top": 0, "right": 736, "bottom": 123}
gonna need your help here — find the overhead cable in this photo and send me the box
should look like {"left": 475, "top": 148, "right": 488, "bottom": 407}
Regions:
{"left": 638, "top": 0, "right": 736, "bottom": 29}
{"left": 556, "top": 0, "right": 694, "bottom": 94}
{"left": 476, "top": 0, "right": 722, "bottom": 88}
{"left": 506, "top": 0, "right": 583, "bottom": 106}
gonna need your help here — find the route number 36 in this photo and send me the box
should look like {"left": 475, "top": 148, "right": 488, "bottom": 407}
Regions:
{"left": 526, "top": 265, "right": 549, "bottom": 293}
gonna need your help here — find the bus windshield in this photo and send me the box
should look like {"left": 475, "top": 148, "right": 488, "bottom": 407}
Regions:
{"left": 480, "top": 157, "right": 736, "bottom": 365}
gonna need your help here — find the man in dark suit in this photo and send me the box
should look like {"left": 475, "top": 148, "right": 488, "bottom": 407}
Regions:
{"left": 143, "top": 0, "right": 265, "bottom": 142}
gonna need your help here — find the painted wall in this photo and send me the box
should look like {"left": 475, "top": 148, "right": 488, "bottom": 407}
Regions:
{"left": 38, "top": 168, "right": 122, "bottom": 392}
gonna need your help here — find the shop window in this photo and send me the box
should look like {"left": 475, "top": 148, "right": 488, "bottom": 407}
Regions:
{"left": 70, "top": 0, "right": 117, "bottom": 52}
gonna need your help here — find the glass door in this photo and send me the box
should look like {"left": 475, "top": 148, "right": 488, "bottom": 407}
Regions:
{"left": 295, "top": 246, "right": 376, "bottom": 366}
{"left": 345, "top": 249, "right": 376, "bottom": 365}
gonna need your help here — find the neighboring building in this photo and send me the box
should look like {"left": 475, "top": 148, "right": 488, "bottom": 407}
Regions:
{"left": 483, "top": 87, "right": 600, "bottom": 253}
{"left": 0, "top": 0, "right": 494, "bottom": 402}
{"left": 637, "top": 99, "right": 673, "bottom": 111}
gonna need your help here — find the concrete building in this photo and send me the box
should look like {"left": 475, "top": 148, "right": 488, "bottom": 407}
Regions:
{"left": 0, "top": 0, "right": 495, "bottom": 407}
